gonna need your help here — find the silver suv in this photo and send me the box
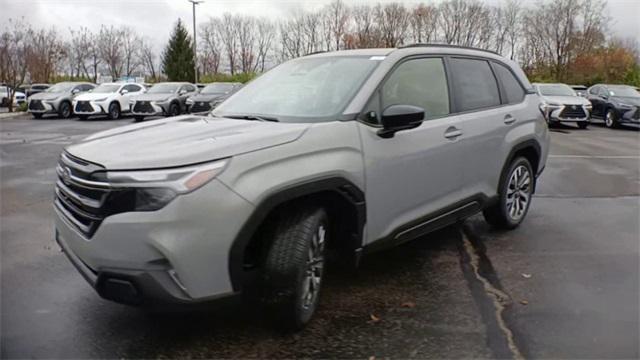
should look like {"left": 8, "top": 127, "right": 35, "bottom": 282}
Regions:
{"left": 54, "top": 45, "right": 549, "bottom": 330}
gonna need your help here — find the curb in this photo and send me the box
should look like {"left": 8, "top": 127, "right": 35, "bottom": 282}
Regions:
{"left": 0, "top": 111, "right": 28, "bottom": 119}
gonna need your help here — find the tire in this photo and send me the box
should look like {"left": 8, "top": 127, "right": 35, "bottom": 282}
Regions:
{"left": 58, "top": 101, "right": 72, "bottom": 119}
{"left": 577, "top": 122, "right": 589, "bottom": 129}
{"left": 262, "top": 206, "right": 328, "bottom": 331}
{"left": 604, "top": 109, "right": 619, "bottom": 129}
{"left": 483, "top": 157, "right": 534, "bottom": 230}
{"left": 32, "top": 113, "right": 43, "bottom": 119}
{"left": 77, "top": 115, "right": 88, "bottom": 120}
{"left": 108, "top": 102, "right": 120, "bottom": 120}
{"left": 134, "top": 116, "right": 145, "bottom": 122}
{"left": 168, "top": 103, "right": 180, "bottom": 117}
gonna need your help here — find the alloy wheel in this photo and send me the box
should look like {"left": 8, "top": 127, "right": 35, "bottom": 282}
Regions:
{"left": 506, "top": 165, "right": 531, "bottom": 221}
{"left": 301, "top": 224, "right": 325, "bottom": 309}
{"left": 605, "top": 111, "right": 614, "bottom": 127}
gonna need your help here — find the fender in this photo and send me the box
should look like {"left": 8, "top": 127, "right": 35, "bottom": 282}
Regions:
{"left": 499, "top": 139, "right": 541, "bottom": 193}
{"left": 228, "top": 176, "right": 365, "bottom": 291}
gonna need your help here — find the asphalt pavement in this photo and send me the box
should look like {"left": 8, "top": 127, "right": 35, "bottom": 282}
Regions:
{"left": 1, "top": 115, "right": 638, "bottom": 359}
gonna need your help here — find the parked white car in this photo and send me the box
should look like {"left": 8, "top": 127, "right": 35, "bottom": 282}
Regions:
{"left": 0, "top": 86, "right": 26, "bottom": 107}
{"left": 73, "top": 82, "right": 145, "bottom": 120}
{"left": 534, "top": 83, "right": 592, "bottom": 129}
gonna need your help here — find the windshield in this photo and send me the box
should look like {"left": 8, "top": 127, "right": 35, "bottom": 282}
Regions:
{"left": 538, "top": 84, "right": 575, "bottom": 97}
{"left": 214, "top": 56, "right": 380, "bottom": 122}
{"left": 46, "top": 83, "right": 76, "bottom": 93}
{"left": 202, "top": 83, "right": 235, "bottom": 94}
{"left": 92, "top": 84, "right": 120, "bottom": 93}
{"left": 608, "top": 86, "right": 640, "bottom": 97}
{"left": 148, "top": 84, "right": 180, "bottom": 93}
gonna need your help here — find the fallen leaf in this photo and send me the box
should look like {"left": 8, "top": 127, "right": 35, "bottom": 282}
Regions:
{"left": 369, "top": 314, "right": 381, "bottom": 323}
{"left": 521, "top": 273, "right": 532, "bottom": 279}
{"left": 520, "top": 300, "right": 529, "bottom": 305}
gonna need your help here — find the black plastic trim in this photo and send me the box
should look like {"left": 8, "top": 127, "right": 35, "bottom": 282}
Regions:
{"left": 228, "top": 177, "right": 366, "bottom": 291}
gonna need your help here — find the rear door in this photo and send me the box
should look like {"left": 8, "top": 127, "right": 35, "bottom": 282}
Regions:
{"left": 588, "top": 86, "right": 604, "bottom": 117}
{"left": 444, "top": 57, "right": 516, "bottom": 199}
{"left": 358, "top": 57, "right": 468, "bottom": 245}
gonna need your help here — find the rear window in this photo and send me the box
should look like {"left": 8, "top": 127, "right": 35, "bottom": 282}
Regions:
{"left": 494, "top": 63, "right": 525, "bottom": 104}
{"left": 449, "top": 58, "right": 500, "bottom": 112}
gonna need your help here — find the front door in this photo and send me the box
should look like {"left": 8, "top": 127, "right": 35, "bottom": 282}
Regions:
{"left": 358, "top": 57, "right": 467, "bottom": 245}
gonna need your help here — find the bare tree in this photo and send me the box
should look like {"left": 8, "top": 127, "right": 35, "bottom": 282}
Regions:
{"left": 139, "top": 37, "right": 158, "bottom": 81}
{"left": 27, "top": 27, "right": 65, "bottom": 82}
{"left": 218, "top": 13, "right": 239, "bottom": 74}
{"left": 409, "top": 3, "right": 438, "bottom": 44}
{"left": 376, "top": 3, "right": 410, "bottom": 48}
{"left": 237, "top": 16, "right": 256, "bottom": 73}
{"left": 200, "top": 17, "right": 223, "bottom": 75}
{"left": 0, "top": 19, "right": 31, "bottom": 111}
{"left": 254, "top": 18, "right": 275, "bottom": 72}
{"left": 350, "top": 4, "right": 381, "bottom": 48}
{"left": 121, "top": 28, "right": 142, "bottom": 77}
{"left": 325, "top": 0, "right": 350, "bottom": 51}
{"left": 98, "top": 25, "right": 124, "bottom": 79}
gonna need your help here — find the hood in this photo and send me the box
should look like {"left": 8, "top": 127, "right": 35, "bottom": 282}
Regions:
{"left": 75, "top": 92, "right": 117, "bottom": 101}
{"left": 611, "top": 96, "right": 640, "bottom": 106}
{"left": 65, "top": 115, "right": 310, "bottom": 170}
{"left": 189, "top": 93, "right": 226, "bottom": 102}
{"left": 133, "top": 93, "right": 174, "bottom": 102}
{"left": 31, "top": 92, "right": 66, "bottom": 101}
{"left": 541, "top": 95, "right": 589, "bottom": 106}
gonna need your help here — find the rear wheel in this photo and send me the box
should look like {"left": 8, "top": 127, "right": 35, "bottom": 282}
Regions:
{"left": 483, "top": 157, "right": 534, "bottom": 229}
{"left": 262, "top": 206, "right": 328, "bottom": 331}
{"left": 58, "top": 101, "right": 72, "bottom": 119}
{"left": 605, "top": 109, "right": 619, "bottom": 128}
{"left": 108, "top": 102, "right": 120, "bottom": 120}
{"left": 577, "top": 122, "right": 589, "bottom": 129}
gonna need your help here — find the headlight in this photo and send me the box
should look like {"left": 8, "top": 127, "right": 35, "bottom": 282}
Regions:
{"left": 584, "top": 104, "right": 592, "bottom": 109}
{"left": 95, "top": 159, "right": 229, "bottom": 212}
{"left": 186, "top": 99, "right": 194, "bottom": 105}
{"left": 129, "top": 99, "right": 136, "bottom": 105}
{"left": 618, "top": 103, "right": 633, "bottom": 109}
{"left": 93, "top": 97, "right": 107, "bottom": 102}
{"left": 153, "top": 99, "right": 170, "bottom": 105}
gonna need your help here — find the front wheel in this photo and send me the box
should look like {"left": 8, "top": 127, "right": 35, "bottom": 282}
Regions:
{"left": 168, "top": 103, "right": 180, "bottom": 117}
{"left": 58, "top": 101, "right": 72, "bottom": 119}
{"left": 262, "top": 206, "right": 328, "bottom": 331}
{"left": 483, "top": 157, "right": 534, "bottom": 229}
{"left": 577, "top": 122, "right": 589, "bottom": 129}
{"left": 605, "top": 109, "right": 619, "bottom": 129}
{"left": 108, "top": 102, "right": 120, "bottom": 120}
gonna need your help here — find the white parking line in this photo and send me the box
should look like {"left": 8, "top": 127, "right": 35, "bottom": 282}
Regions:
{"left": 549, "top": 155, "right": 640, "bottom": 159}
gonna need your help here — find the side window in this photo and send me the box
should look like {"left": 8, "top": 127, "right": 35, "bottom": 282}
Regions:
{"left": 589, "top": 86, "right": 600, "bottom": 96}
{"left": 449, "top": 58, "right": 501, "bottom": 112}
{"left": 85, "top": 84, "right": 95, "bottom": 91}
{"left": 186, "top": 85, "right": 196, "bottom": 92}
{"left": 124, "top": 84, "right": 139, "bottom": 92}
{"left": 493, "top": 63, "right": 525, "bottom": 104}
{"left": 381, "top": 57, "right": 450, "bottom": 120}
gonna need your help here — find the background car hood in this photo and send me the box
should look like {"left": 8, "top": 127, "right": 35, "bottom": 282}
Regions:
{"left": 189, "top": 93, "right": 225, "bottom": 102}
{"left": 75, "top": 92, "right": 115, "bottom": 101}
{"left": 30, "top": 92, "right": 66, "bottom": 101}
{"left": 542, "top": 95, "right": 589, "bottom": 105}
{"left": 65, "top": 115, "right": 310, "bottom": 170}
{"left": 133, "top": 93, "right": 174, "bottom": 102}
{"left": 611, "top": 96, "right": 640, "bottom": 106}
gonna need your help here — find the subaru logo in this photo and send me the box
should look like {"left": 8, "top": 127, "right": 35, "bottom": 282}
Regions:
{"left": 62, "top": 167, "right": 72, "bottom": 185}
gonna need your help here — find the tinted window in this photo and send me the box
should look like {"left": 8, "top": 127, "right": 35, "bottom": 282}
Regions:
{"left": 494, "top": 63, "right": 525, "bottom": 103}
{"left": 588, "top": 86, "right": 600, "bottom": 95}
{"left": 450, "top": 58, "right": 500, "bottom": 111}
{"left": 381, "top": 58, "right": 450, "bottom": 119}
{"left": 185, "top": 85, "right": 196, "bottom": 92}
{"left": 82, "top": 84, "right": 94, "bottom": 91}
{"left": 124, "top": 84, "right": 140, "bottom": 92}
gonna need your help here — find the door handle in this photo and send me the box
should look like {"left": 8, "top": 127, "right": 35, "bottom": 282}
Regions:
{"left": 444, "top": 126, "right": 463, "bottom": 140}
{"left": 504, "top": 114, "right": 516, "bottom": 124}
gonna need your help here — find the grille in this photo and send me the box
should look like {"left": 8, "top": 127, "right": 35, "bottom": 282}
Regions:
{"left": 75, "top": 101, "right": 94, "bottom": 113}
{"left": 133, "top": 101, "right": 155, "bottom": 113}
{"left": 559, "top": 105, "right": 586, "bottom": 119}
{"left": 29, "top": 100, "right": 45, "bottom": 110}
{"left": 54, "top": 153, "right": 109, "bottom": 237}
{"left": 633, "top": 108, "right": 640, "bottom": 120}
{"left": 190, "top": 101, "right": 211, "bottom": 113}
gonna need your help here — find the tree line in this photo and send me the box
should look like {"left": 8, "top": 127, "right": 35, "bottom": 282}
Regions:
{"left": 1, "top": 0, "right": 639, "bottom": 90}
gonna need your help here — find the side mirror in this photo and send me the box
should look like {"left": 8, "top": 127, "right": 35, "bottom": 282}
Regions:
{"left": 71, "top": 88, "right": 80, "bottom": 94}
{"left": 120, "top": 89, "right": 129, "bottom": 95}
{"left": 179, "top": 89, "right": 187, "bottom": 95}
{"left": 377, "top": 104, "right": 425, "bottom": 138}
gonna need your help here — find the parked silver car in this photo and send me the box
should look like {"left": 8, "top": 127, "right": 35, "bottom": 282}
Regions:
{"left": 28, "top": 82, "right": 95, "bottom": 119}
{"left": 129, "top": 82, "right": 198, "bottom": 121}
{"left": 534, "top": 83, "right": 592, "bottom": 128}
{"left": 54, "top": 45, "right": 549, "bottom": 330}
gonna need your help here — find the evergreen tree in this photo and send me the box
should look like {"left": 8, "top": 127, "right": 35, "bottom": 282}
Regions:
{"left": 162, "top": 19, "right": 195, "bottom": 81}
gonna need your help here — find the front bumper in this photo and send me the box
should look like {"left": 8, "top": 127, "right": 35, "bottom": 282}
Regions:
{"left": 54, "top": 178, "right": 254, "bottom": 304}
{"left": 131, "top": 101, "right": 168, "bottom": 117}
{"left": 73, "top": 100, "right": 110, "bottom": 115}
{"left": 28, "top": 100, "right": 58, "bottom": 114}
{"left": 548, "top": 104, "right": 591, "bottom": 122}
{"left": 619, "top": 107, "right": 640, "bottom": 123}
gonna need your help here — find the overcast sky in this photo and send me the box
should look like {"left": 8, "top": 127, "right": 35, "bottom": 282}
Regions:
{"left": 2, "top": 0, "right": 639, "bottom": 53}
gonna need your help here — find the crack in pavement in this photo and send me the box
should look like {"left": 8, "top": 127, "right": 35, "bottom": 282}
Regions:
{"left": 459, "top": 225, "right": 525, "bottom": 360}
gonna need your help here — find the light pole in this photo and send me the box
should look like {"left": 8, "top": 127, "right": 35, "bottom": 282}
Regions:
{"left": 188, "top": 0, "right": 203, "bottom": 84}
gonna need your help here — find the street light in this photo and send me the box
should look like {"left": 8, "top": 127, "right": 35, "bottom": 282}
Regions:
{"left": 188, "top": 0, "right": 203, "bottom": 84}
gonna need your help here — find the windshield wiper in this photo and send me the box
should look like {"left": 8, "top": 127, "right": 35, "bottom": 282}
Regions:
{"left": 224, "top": 114, "right": 279, "bottom": 122}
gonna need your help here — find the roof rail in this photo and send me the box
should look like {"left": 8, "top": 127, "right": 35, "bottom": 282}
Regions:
{"left": 398, "top": 43, "right": 501, "bottom": 56}
{"left": 304, "top": 50, "right": 327, "bottom": 56}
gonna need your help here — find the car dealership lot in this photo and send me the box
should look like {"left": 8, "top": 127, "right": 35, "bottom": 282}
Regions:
{"left": 1, "top": 116, "right": 638, "bottom": 358}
